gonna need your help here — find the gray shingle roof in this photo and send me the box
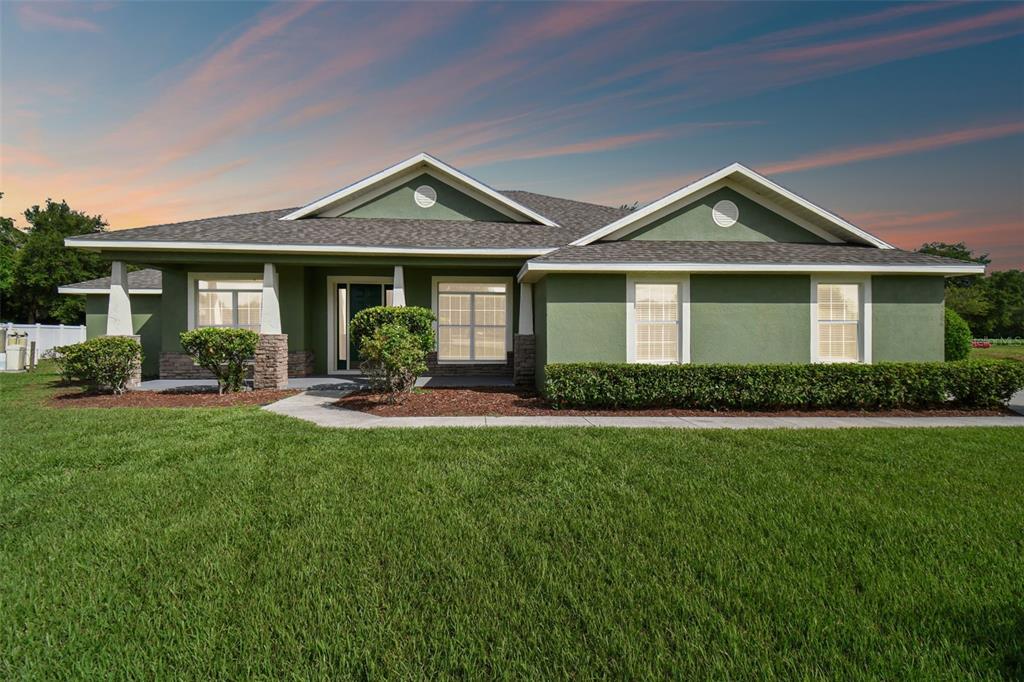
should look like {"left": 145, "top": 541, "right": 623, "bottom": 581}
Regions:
{"left": 68, "top": 192, "right": 633, "bottom": 250}
{"left": 533, "top": 241, "right": 973, "bottom": 267}
{"left": 61, "top": 268, "right": 163, "bottom": 291}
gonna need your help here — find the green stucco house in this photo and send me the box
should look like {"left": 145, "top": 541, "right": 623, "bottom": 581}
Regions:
{"left": 60, "top": 153, "right": 984, "bottom": 387}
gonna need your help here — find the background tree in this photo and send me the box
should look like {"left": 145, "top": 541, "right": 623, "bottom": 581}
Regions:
{"left": 0, "top": 193, "right": 27, "bottom": 320}
{"left": 7, "top": 199, "right": 108, "bottom": 324}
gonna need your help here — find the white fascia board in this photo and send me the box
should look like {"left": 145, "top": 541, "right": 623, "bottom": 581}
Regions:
{"left": 64, "top": 237, "right": 554, "bottom": 258}
{"left": 569, "top": 163, "right": 893, "bottom": 249}
{"left": 279, "top": 152, "right": 559, "bottom": 226}
{"left": 517, "top": 260, "right": 985, "bottom": 282}
{"left": 57, "top": 287, "right": 162, "bottom": 295}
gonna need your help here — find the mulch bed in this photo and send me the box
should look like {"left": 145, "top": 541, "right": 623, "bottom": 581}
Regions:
{"left": 50, "top": 387, "right": 300, "bottom": 408}
{"left": 336, "top": 387, "right": 1013, "bottom": 417}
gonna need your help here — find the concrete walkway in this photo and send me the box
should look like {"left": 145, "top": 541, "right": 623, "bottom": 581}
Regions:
{"left": 263, "top": 389, "right": 1024, "bottom": 430}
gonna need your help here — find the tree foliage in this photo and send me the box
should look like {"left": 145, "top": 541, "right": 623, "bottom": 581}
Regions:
{"left": 2, "top": 198, "right": 108, "bottom": 324}
{"left": 917, "top": 242, "right": 1023, "bottom": 339}
{"left": 943, "top": 308, "right": 972, "bottom": 361}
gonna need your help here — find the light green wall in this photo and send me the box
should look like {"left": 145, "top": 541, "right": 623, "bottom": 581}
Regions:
{"left": 623, "top": 187, "right": 827, "bottom": 243}
{"left": 342, "top": 173, "right": 511, "bottom": 222}
{"left": 85, "top": 294, "right": 162, "bottom": 378}
{"left": 872, "top": 276, "right": 945, "bottom": 362}
{"left": 543, "top": 274, "right": 627, "bottom": 366}
{"left": 690, "top": 275, "right": 811, "bottom": 364}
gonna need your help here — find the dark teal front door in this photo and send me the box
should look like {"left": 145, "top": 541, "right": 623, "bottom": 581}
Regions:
{"left": 346, "top": 283, "right": 382, "bottom": 368}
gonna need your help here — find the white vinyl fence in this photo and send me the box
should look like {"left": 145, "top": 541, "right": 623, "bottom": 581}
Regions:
{"left": 3, "top": 323, "right": 87, "bottom": 355}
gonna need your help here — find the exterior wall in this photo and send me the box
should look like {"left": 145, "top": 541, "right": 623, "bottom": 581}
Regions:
{"left": 542, "top": 274, "right": 628, "bottom": 374}
{"left": 622, "top": 187, "right": 827, "bottom": 243}
{"left": 85, "top": 294, "right": 162, "bottom": 378}
{"left": 342, "top": 173, "right": 510, "bottom": 222}
{"left": 533, "top": 278, "right": 548, "bottom": 387}
{"left": 872, "top": 275, "right": 945, "bottom": 362}
{"left": 690, "top": 275, "right": 811, "bottom": 364}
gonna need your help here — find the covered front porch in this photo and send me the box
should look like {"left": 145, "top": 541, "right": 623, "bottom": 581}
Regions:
{"left": 100, "top": 256, "right": 537, "bottom": 389}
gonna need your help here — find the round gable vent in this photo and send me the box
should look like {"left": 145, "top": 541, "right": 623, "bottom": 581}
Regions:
{"left": 712, "top": 199, "right": 739, "bottom": 227}
{"left": 414, "top": 185, "right": 437, "bottom": 208}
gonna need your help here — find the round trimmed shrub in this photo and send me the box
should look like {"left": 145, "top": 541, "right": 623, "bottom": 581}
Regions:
{"left": 54, "top": 336, "right": 142, "bottom": 394}
{"left": 359, "top": 321, "right": 427, "bottom": 403}
{"left": 180, "top": 327, "right": 259, "bottom": 394}
{"left": 350, "top": 306, "right": 435, "bottom": 355}
{"left": 944, "top": 307, "right": 972, "bottom": 361}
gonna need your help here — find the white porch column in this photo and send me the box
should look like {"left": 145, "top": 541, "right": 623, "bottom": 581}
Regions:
{"left": 260, "top": 263, "right": 282, "bottom": 334}
{"left": 392, "top": 265, "right": 406, "bottom": 306}
{"left": 517, "top": 282, "right": 534, "bottom": 335}
{"left": 105, "top": 261, "right": 134, "bottom": 336}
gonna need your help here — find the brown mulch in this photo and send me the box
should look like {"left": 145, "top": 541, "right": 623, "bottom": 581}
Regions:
{"left": 50, "top": 387, "right": 300, "bottom": 408}
{"left": 336, "top": 387, "right": 1013, "bottom": 417}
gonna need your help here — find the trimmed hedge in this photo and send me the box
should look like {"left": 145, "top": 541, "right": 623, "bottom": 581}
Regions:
{"left": 180, "top": 327, "right": 259, "bottom": 394}
{"left": 545, "top": 361, "right": 1024, "bottom": 411}
{"left": 944, "top": 307, "right": 972, "bottom": 361}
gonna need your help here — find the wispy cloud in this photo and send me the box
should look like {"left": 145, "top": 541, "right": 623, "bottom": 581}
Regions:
{"left": 16, "top": 3, "right": 103, "bottom": 33}
{"left": 761, "top": 121, "right": 1024, "bottom": 174}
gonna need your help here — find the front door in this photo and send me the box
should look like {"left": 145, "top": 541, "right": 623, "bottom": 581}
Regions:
{"left": 337, "top": 283, "right": 385, "bottom": 370}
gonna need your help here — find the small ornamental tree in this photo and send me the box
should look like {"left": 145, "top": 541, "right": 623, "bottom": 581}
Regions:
{"left": 359, "top": 322, "right": 427, "bottom": 403}
{"left": 54, "top": 336, "right": 142, "bottom": 394}
{"left": 179, "top": 327, "right": 259, "bottom": 394}
{"left": 944, "top": 307, "right": 972, "bottom": 361}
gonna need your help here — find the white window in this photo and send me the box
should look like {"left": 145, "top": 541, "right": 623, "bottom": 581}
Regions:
{"left": 628, "top": 277, "right": 689, "bottom": 364}
{"left": 814, "top": 282, "right": 862, "bottom": 362}
{"left": 437, "top": 282, "right": 508, "bottom": 361}
{"left": 195, "top": 278, "right": 262, "bottom": 331}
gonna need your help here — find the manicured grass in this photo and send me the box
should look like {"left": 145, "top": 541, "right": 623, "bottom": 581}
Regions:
{"left": 972, "top": 344, "right": 1024, "bottom": 361}
{"left": 2, "top": 367, "right": 1023, "bottom": 678}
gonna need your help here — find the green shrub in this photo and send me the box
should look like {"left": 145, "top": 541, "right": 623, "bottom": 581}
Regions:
{"left": 944, "top": 307, "right": 972, "bottom": 361}
{"left": 54, "top": 336, "right": 142, "bottom": 394}
{"left": 359, "top": 322, "right": 427, "bottom": 403}
{"left": 179, "top": 327, "right": 259, "bottom": 394}
{"left": 350, "top": 306, "right": 435, "bottom": 355}
{"left": 545, "top": 361, "right": 1024, "bottom": 411}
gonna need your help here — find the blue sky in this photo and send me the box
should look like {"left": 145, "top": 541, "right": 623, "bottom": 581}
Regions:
{"left": 2, "top": 1, "right": 1022, "bottom": 267}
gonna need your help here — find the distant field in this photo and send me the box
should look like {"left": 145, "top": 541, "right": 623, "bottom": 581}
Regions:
{"left": 971, "top": 344, "right": 1024, "bottom": 361}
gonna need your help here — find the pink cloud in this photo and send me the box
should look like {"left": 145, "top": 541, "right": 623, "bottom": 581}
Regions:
{"left": 16, "top": 3, "right": 103, "bottom": 33}
{"left": 761, "top": 121, "right": 1024, "bottom": 174}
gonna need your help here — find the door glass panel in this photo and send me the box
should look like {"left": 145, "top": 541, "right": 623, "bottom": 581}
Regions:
{"left": 337, "top": 285, "right": 347, "bottom": 363}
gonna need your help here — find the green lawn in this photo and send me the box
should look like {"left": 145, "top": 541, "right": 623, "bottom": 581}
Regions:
{"left": 972, "top": 344, "right": 1024, "bottom": 362}
{"left": 2, "top": 367, "right": 1023, "bottom": 679}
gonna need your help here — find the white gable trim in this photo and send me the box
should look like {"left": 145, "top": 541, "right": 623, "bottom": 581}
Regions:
{"left": 516, "top": 260, "right": 985, "bottom": 283}
{"left": 280, "top": 153, "right": 559, "bottom": 226}
{"left": 570, "top": 163, "right": 893, "bottom": 249}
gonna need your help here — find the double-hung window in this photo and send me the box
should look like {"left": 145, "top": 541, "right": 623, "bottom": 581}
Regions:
{"left": 195, "top": 278, "right": 262, "bottom": 331}
{"left": 631, "top": 281, "right": 686, "bottom": 364}
{"left": 814, "top": 282, "right": 862, "bottom": 362}
{"left": 437, "top": 282, "right": 508, "bottom": 361}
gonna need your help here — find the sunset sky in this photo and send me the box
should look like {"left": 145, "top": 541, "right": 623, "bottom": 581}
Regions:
{"left": 2, "top": 1, "right": 1022, "bottom": 268}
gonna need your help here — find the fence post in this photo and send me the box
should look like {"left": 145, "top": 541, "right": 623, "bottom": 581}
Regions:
{"left": 29, "top": 341, "right": 37, "bottom": 371}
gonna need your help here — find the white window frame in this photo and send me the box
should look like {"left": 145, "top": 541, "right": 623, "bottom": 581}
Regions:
{"left": 810, "top": 275, "right": 872, "bottom": 364}
{"left": 431, "top": 276, "right": 513, "bottom": 364}
{"left": 626, "top": 274, "right": 691, "bottom": 364}
{"left": 325, "top": 276, "right": 394, "bottom": 375}
{"left": 187, "top": 272, "right": 263, "bottom": 331}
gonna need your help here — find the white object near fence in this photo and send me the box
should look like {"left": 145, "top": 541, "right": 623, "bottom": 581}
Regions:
{"left": 3, "top": 323, "right": 86, "bottom": 356}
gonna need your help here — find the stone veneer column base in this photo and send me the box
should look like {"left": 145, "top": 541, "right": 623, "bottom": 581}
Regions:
{"left": 287, "top": 350, "right": 315, "bottom": 377}
{"left": 254, "top": 334, "right": 288, "bottom": 390}
{"left": 513, "top": 334, "right": 536, "bottom": 389}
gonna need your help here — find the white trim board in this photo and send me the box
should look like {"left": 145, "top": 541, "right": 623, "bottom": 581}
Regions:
{"left": 58, "top": 287, "right": 162, "bottom": 295}
{"left": 280, "top": 153, "right": 559, "bottom": 226}
{"left": 569, "top": 163, "right": 894, "bottom": 249}
{"left": 517, "top": 261, "right": 985, "bottom": 282}
{"left": 65, "top": 238, "right": 553, "bottom": 258}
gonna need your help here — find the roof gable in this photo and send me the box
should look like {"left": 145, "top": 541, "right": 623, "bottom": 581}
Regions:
{"left": 620, "top": 186, "right": 831, "bottom": 244}
{"left": 338, "top": 172, "right": 511, "bottom": 222}
{"left": 281, "top": 153, "right": 559, "bottom": 226}
{"left": 571, "top": 163, "right": 893, "bottom": 248}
